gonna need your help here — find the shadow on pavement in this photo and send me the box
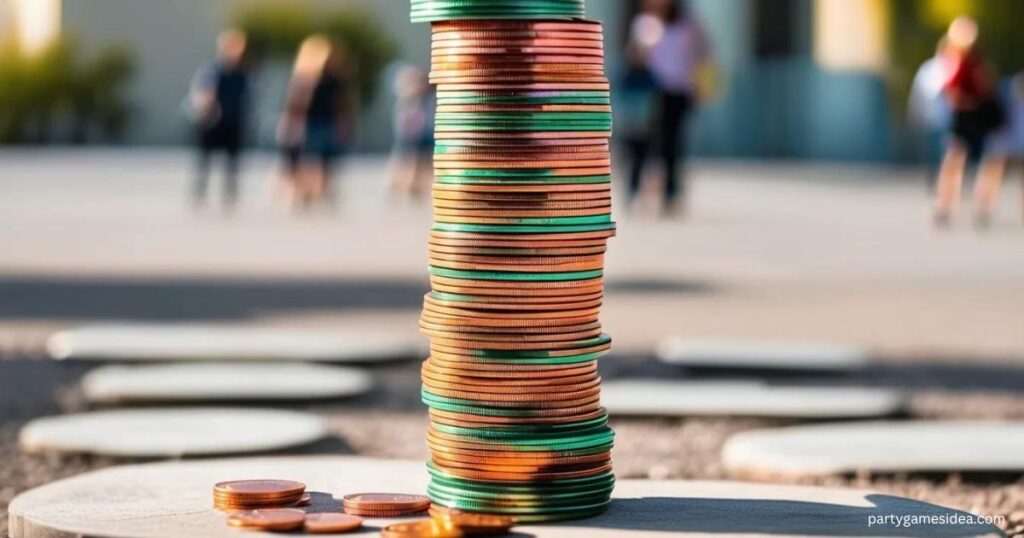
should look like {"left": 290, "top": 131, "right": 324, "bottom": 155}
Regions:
{"left": 0, "top": 274, "right": 715, "bottom": 321}
{"left": 571, "top": 494, "right": 1002, "bottom": 537}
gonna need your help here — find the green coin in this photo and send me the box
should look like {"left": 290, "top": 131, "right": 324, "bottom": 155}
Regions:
{"left": 437, "top": 97, "right": 610, "bottom": 105}
{"left": 434, "top": 175, "right": 610, "bottom": 185}
{"left": 431, "top": 222, "right": 615, "bottom": 234}
{"left": 437, "top": 90, "right": 609, "bottom": 98}
{"left": 429, "top": 495, "right": 611, "bottom": 517}
{"left": 428, "top": 489, "right": 611, "bottom": 511}
{"left": 424, "top": 399, "right": 608, "bottom": 422}
{"left": 434, "top": 124, "right": 612, "bottom": 132}
{"left": 436, "top": 112, "right": 611, "bottom": 120}
{"left": 450, "top": 334, "right": 611, "bottom": 358}
{"left": 428, "top": 266, "right": 603, "bottom": 281}
{"left": 437, "top": 351, "right": 607, "bottom": 365}
{"left": 435, "top": 214, "right": 610, "bottom": 226}
{"left": 428, "top": 481, "right": 614, "bottom": 502}
{"left": 438, "top": 168, "right": 596, "bottom": 178}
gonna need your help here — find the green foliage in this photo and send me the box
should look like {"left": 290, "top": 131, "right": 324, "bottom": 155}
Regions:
{"left": 887, "top": 0, "right": 1024, "bottom": 117}
{"left": 0, "top": 39, "right": 135, "bottom": 143}
{"left": 230, "top": 1, "right": 399, "bottom": 103}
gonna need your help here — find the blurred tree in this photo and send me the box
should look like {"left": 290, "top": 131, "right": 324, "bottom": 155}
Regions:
{"left": 231, "top": 1, "right": 399, "bottom": 104}
{"left": 0, "top": 39, "right": 135, "bottom": 144}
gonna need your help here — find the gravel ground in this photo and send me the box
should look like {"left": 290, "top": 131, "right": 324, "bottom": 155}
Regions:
{"left": 3, "top": 358, "right": 1024, "bottom": 537}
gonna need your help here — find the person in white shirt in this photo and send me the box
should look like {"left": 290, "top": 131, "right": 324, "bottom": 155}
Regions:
{"left": 637, "top": 0, "right": 711, "bottom": 217}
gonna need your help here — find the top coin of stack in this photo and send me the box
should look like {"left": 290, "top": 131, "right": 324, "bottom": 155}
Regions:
{"left": 213, "top": 479, "right": 306, "bottom": 510}
{"left": 411, "top": 0, "right": 585, "bottom": 23}
{"left": 412, "top": 1, "right": 616, "bottom": 524}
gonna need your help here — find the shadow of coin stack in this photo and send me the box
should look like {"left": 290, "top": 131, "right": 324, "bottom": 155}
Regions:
{"left": 412, "top": 0, "right": 616, "bottom": 523}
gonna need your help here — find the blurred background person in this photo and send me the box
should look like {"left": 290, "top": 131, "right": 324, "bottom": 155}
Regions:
{"left": 187, "top": 29, "right": 250, "bottom": 213}
{"left": 617, "top": 38, "right": 658, "bottom": 212}
{"left": 640, "top": 0, "right": 711, "bottom": 218}
{"left": 933, "top": 16, "right": 1005, "bottom": 227}
{"left": 974, "top": 72, "right": 1024, "bottom": 227}
{"left": 278, "top": 35, "right": 357, "bottom": 212}
{"left": 387, "top": 65, "right": 434, "bottom": 201}
{"left": 907, "top": 38, "right": 953, "bottom": 189}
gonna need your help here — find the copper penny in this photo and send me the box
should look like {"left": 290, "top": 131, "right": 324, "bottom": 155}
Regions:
{"left": 342, "top": 493, "right": 431, "bottom": 513}
{"left": 431, "top": 463, "right": 612, "bottom": 483}
{"left": 433, "top": 159, "right": 610, "bottom": 170}
{"left": 429, "top": 506, "right": 514, "bottom": 536}
{"left": 436, "top": 82, "right": 611, "bottom": 91}
{"left": 431, "top": 20, "right": 601, "bottom": 31}
{"left": 428, "top": 407, "right": 607, "bottom": 427}
{"left": 382, "top": 520, "right": 464, "bottom": 538}
{"left": 213, "top": 479, "right": 305, "bottom": 498}
{"left": 431, "top": 55, "right": 604, "bottom": 65}
{"left": 226, "top": 508, "right": 306, "bottom": 531}
{"left": 304, "top": 512, "right": 364, "bottom": 533}
{"left": 431, "top": 37, "right": 603, "bottom": 47}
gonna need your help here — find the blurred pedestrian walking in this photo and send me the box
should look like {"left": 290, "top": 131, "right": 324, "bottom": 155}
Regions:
{"left": 973, "top": 73, "right": 1024, "bottom": 227}
{"left": 188, "top": 29, "right": 250, "bottom": 213}
{"left": 278, "top": 35, "right": 357, "bottom": 211}
{"left": 387, "top": 65, "right": 435, "bottom": 200}
{"left": 631, "top": 0, "right": 712, "bottom": 218}
{"left": 933, "top": 17, "right": 1005, "bottom": 227}
{"left": 907, "top": 38, "right": 952, "bottom": 186}
{"left": 617, "top": 36, "right": 657, "bottom": 212}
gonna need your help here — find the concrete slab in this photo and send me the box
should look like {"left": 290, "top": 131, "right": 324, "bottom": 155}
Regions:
{"left": 602, "top": 380, "right": 903, "bottom": 419}
{"left": 723, "top": 420, "right": 1024, "bottom": 477}
{"left": 19, "top": 408, "right": 327, "bottom": 457}
{"left": 656, "top": 338, "right": 869, "bottom": 371}
{"left": 81, "top": 363, "right": 374, "bottom": 403}
{"left": 7, "top": 456, "right": 1000, "bottom": 538}
{"left": 47, "top": 324, "right": 424, "bottom": 363}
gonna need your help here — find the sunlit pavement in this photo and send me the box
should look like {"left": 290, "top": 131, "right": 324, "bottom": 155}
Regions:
{"left": 1, "top": 148, "right": 1023, "bottom": 360}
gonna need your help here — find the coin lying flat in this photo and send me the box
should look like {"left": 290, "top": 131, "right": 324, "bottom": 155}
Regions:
{"left": 342, "top": 493, "right": 431, "bottom": 517}
{"left": 303, "top": 512, "right": 363, "bottom": 533}
{"left": 226, "top": 508, "right": 306, "bottom": 531}
{"left": 383, "top": 519, "right": 465, "bottom": 538}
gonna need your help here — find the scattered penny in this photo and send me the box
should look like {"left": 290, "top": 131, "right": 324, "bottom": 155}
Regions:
{"left": 226, "top": 508, "right": 306, "bottom": 532}
{"left": 343, "top": 492, "right": 431, "bottom": 516}
{"left": 383, "top": 519, "right": 465, "bottom": 538}
{"left": 303, "top": 512, "right": 364, "bottom": 533}
{"left": 430, "top": 505, "right": 514, "bottom": 535}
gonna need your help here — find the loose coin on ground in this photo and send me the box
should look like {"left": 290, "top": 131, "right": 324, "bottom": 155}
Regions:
{"left": 48, "top": 324, "right": 423, "bottom": 363}
{"left": 602, "top": 380, "right": 903, "bottom": 419}
{"left": 82, "top": 363, "right": 374, "bottom": 403}
{"left": 19, "top": 408, "right": 327, "bottom": 457}
{"left": 226, "top": 508, "right": 305, "bottom": 532}
{"left": 6, "top": 456, "right": 1000, "bottom": 538}
{"left": 723, "top": 420, "right": 1024, "bottom": 477}
{"left": 303, "top": 512, "right": 364, "bottom": 533}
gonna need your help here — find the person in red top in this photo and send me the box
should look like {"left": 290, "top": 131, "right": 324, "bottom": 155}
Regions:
{"left": 934, "top": 16, "right": 1005, "bottom": 227}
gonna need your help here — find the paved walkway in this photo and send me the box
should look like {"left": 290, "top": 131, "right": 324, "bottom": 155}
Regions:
{"left": 1, "top": 149, "right": 1023, "bottom": 359}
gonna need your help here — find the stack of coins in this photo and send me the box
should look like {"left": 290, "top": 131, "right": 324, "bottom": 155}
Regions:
{"left": 213, "top": 480, "right": 307, "bottom": 511}
{"left": 412, "top": 3, "right": 615, "bottom": 523}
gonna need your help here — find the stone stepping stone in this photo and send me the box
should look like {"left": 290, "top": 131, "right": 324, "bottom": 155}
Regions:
{"left": 657, "top": 338, "right": 869, "bottom": 371}
{"left": 723, "top": 420, "right": 1024, "bottom": 477}
{"left": 82, "top": 363, "right": 374, "bottom": 403}
{"left": 19, "top": 408, "right": 327, "bottom": 457}
{"left": 7, "top": 456, "right": 999, "bottom": 538}
{"left": 47, "top": 324, "right": 424, "bottom": 363}
{"left": 602, "top": 380, "right": 903, "bottom": 419}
